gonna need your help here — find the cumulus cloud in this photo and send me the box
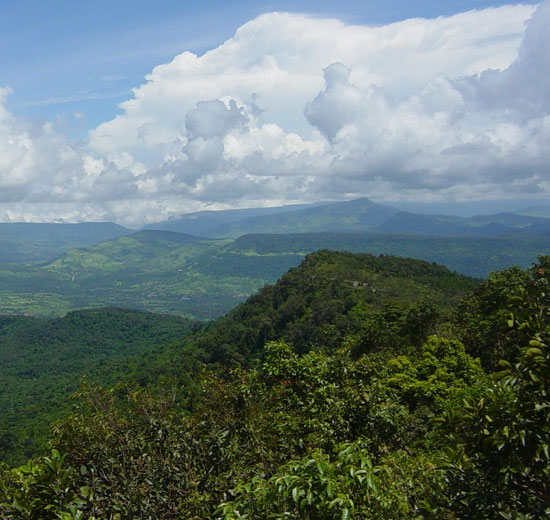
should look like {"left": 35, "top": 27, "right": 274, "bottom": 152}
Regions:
{"left": 0, "top": 87, "right": 84, "bottom": 202}
{"left": 457, "top": 2, "right": 550, "bottom": 123}
{"left": 90, "top": 6, "right": 534, "bottom": 162}
{"left": 85, "top": 2, "right": 549, "bottom": 215}
{"left": 1, "top": 3, "right": 549, "bottom": 224}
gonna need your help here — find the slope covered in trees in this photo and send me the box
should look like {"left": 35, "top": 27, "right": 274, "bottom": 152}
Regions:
{"left": 193, "top": 250, "right": 477, "bottom": 364}
{"left": 0, "top": 308, "right": 197, "bottom": 465}
{"left": 1, "top": 252, "right": 549, "bottom": 518}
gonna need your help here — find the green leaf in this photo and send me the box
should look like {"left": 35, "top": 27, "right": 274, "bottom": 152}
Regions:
{"left": 327, "top": 481, "right": 333, "bottom": 498}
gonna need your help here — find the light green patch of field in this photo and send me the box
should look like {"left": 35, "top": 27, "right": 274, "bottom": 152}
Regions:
{"left": 0, "top": 292, "right": 73, "bottom": 317}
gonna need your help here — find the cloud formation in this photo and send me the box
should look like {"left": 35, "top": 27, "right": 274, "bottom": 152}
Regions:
{"left": 1, "top": 2, "right": 549, "bottom": 225}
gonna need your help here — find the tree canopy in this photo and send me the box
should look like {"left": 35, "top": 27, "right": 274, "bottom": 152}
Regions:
{"left": 1, "top": 252, "right": 549, "bottom": 519}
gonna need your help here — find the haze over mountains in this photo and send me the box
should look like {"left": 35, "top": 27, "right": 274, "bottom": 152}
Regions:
{"left": 0, "top": 222, "right": 132, "bottom": 263}
{"left": 3, "top": 198, "right": 548, "bottom": 264}
{"left": 514, "top": 204, "right": 550, "bottom": 219}
{"left": 144, "top": 198, "right": 550, "bottom": 238}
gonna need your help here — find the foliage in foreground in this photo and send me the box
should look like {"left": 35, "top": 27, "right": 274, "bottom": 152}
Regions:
{"left": 1, "top": 254, "right": 549, "bottom": 519}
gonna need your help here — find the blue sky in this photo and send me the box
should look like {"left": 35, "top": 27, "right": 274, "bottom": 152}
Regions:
{"left": 2, "top": 0, "right": 539, "bottom": 137}
{"left": 0, "top": 1, "right": 548, "bottom": 224}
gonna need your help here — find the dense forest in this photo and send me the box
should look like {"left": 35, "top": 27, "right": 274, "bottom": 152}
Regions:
{"left": 0, "top": 309, "right": 198, "bottom": 466}
{"left": 0, "top": 250, "right": 548, "bottom": 518}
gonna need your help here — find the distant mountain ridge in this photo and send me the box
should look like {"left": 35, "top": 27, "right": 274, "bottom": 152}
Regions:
{"left": 142, "top": 201, "right": 332, "bottom": 236}
{"left": 144, "top": 198, "right": 550, "bottom": 238}
{"left": 0, "top": 222, "right": 132, "bottom": 263}
{"left": 207, "top": 198, "right": 401, "bottom": 236}
{"left": 0, "top": 200, "right": 548, "bottom": 265}
{"left": 513, "top": 204, "right": 550, "bottom": 219}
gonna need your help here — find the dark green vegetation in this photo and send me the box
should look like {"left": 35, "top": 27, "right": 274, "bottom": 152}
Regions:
{"left": 0, "top": 222, "right": 131, "bottom": 263}
{"left": 1, "top": 228, "right": 550, "bottom": 319}
{"left": 1, "top": 251, "right": 549, "bottom": 518}
{"left": 0, "top": 308, "right": 197, "bottom": 466}
{"left": 0, "top": 252, "right": 473, "bottom": 466}
{"left": 194, "top": 250, "right": 477, "bottom": 364}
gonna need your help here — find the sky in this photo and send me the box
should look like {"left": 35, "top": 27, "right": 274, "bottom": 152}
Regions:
{"left": 0, "top": 0, "right": 548, "bottom": 226}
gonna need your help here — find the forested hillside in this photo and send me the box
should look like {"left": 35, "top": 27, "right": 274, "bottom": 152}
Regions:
{"left": 1, "top": 251, "right": 548, "bottom": 518}
{"left": 193, "top": 250, "right": 477, "bottom": 364}
{"left": 0, "top": 308, "right": 197, "bottom": 465}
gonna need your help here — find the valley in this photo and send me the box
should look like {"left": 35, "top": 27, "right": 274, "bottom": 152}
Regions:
{"left": 0, "top": 198, "right": 549, "bottom": 319}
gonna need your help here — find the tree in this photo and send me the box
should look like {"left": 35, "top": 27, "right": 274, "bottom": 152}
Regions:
{"left": 441, "top": 257, "right": 550, "bottom": 518}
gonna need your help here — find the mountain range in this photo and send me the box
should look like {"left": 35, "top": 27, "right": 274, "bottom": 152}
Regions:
{"left": 2, "top": 198, "right": 549, "bottom": 266}
{"left": 144, "top": 198, "right": 550, "bottom": 238}
{"left": 144, "top": 197, "right": 550, "bottom": 238}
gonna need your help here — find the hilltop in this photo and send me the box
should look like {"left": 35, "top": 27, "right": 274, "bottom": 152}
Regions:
{"left": 193, "top": 249, "right": 477, "bottom": 363}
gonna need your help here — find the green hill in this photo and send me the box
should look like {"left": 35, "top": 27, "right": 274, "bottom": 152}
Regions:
{"left": 193, "top": 249, "right": 477, "bottom": 364}
{"left": 0, "top": 250, "right": 476, "bottom": 466}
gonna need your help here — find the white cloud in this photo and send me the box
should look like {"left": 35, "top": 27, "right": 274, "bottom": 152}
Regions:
{"left": 0, "top": 3, "right": 549, "bottom": 225}
{"left": 90, "top": 6, "right": 534, "bottom": 163}
{"left": 455, "top": 0, "right": 550, "bottom": 119}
